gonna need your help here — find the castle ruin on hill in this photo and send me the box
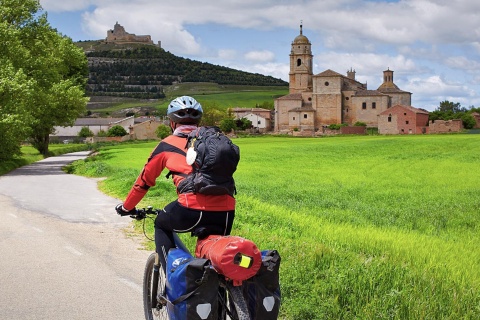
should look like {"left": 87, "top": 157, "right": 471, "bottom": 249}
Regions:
{"left": 106, "top": 22, "right": 161, "bottom": 47}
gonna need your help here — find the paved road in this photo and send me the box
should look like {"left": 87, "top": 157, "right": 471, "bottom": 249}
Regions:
{"left": 0, "top": 151, "right": 150, "bottom": 319}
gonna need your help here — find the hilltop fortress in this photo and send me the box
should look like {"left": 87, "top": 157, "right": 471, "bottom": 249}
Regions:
{"left": 274, "top": 24, "right": 412, "bottom": 133}
{"left": 106, "top": 22, "right": 161, "bottom": 47}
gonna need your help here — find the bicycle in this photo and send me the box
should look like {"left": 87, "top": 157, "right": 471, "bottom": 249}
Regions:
{"left": 128, "top": 207, "right": 252, "bottom": 320}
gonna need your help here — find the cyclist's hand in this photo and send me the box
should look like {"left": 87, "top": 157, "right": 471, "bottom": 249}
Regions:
{"left": 115, "top": 204, "right": 136, "bottom": 216}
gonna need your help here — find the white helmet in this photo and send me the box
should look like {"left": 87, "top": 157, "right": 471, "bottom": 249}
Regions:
{"left": 167, "top": 96, "right": 203, "bottom": 124}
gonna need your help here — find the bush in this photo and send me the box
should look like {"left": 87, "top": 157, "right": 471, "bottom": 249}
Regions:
{"left": 328, "top": 123, "right": 344, "bottom": 130}
{"left": 354, "top": 121, "right": 367, "bottom": 126}
{"left": 78, "top": 126, "right": 94, "bottom": 137}
{"left": 236, "top": 118, "right": 252, "bottom": 130}
{"left": 156, "top": 124, "right": 171, "bottom": 139}
{"left": 97, "top": 130, "right": 108, "bottom": 137}
{"left": 461, "top": 113, "right": 476, "bottom": 129}
{"left": 220, "top": 118, "right": 236, "bottom": 133}
{"left": 107, "top": 125, "right": 127, "bottom": 137}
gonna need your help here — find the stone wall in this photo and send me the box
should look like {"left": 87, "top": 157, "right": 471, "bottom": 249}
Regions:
{"left": 429, "top": 119, "right": 463, "bottom": 133}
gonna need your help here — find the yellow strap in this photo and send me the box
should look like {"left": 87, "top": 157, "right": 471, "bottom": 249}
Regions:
{"left": 239, "top": 255, "right": 252, "bottom": 268}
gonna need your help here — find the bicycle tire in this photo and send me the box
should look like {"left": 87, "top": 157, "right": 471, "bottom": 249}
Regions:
{"left": 226, "top": 283, "right": 250, "bottom": 320}
{"left": 143, "top": 252, "right": 169, "bottom": 320}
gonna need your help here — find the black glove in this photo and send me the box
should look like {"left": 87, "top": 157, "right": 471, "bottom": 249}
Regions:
{"left": 115, "top": 203, "right": 136, "bottom": 216}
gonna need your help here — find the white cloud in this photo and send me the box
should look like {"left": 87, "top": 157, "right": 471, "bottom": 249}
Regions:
{"left": 218, "top": 49, "right": 237, "bottom": 60}
{"left": 244, "top": 50, "right": 275, "bottom": 63}
{"left": 39, "top": 0, "right": 480, "bottom": 109}
{"left": 40, "top": 0, "right": 92, "bottom": 12}
{"left": 228, "top": 62, "right": 290, "bottom": 82}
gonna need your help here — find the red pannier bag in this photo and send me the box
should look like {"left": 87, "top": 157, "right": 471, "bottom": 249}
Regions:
{"left": 195, "top": 235, "right": 262, "bottom": 286}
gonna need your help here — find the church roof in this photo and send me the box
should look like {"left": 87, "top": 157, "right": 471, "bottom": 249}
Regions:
{"left": 293, "top": 34, "right": 310, "bottom": 44}
{"left": 377, "top": 84, "right": 411, "bottom": 94}
{"left": 276, "top": 93, "right": 303, "bottom": 100}
{"left": 232, "top": 107, "right": 271, "bottom": 112}
{"left": 314, "top": 69, "right": 344, "bottom": 77}
{"left": 288, "top": 106, "right": 315, "bottom": 112}
{"left": 354, "top": 90, "right": 388, "bottom": 97}
{"left": 378, "top": 104, "right": 429, "bottom": 115}
{"left": 292, "top": 24, "right": 310, "bottom": 44}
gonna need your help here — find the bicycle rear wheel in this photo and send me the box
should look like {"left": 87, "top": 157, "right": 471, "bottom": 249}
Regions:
{"left": 143, "top": 252, "right": 169, "bottom": 320}
{"left": 226, "top": 283, "right": 250, "bottom": 320}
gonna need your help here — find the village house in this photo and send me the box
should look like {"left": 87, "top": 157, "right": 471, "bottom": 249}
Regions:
{"left": 52, "top": 117, "right": 134, "bottom": 139}
{"left": 377, "top": 105, "right": 429, "bottom": 134}
{"left": 274, "top": 24, "right": 412, "bottom": 134}
{"left": 232, "top": 108, "right": 272, "bottom": 132}
{"left": 51, "top": 116, "right": 162, "bottom": 142}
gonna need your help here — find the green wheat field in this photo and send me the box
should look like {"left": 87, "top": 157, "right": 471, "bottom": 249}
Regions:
{"left": 67, "top": 134, "right": 480, "bottom": 319}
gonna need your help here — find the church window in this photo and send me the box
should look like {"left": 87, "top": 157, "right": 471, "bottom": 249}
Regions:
{"left": 372, "top": 102, "right": 376, "bottom": 109}
{"left": 308, "top": 97, "right": 312, "bottom": 101}
{"left": 297, "top": 59, "right": 302, "bottom": 67}
{"left": 406, "top": 120, "right": 409, "bottom": 124}
{"left": 345, "top": 97, "right": 349, "bottom": 100}
{"left": 293, "top": 117, "right": 296, "bottom": 120}
{"left": 362, "top": 102, "right": 367, "bottom": 109}
{"left": 324, "top": 81, "right": 329, "bottom": 86}
{"left": 304, "top": 114, "right": 308, "bottom": 119}
{"left": 388, "top": 114, "right": 392, "bottom": 122}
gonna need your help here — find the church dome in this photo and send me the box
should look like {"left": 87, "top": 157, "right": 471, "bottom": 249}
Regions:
{"left": 293, "top": 34, "right": 310, "bottom": 44}
{"left": 293, "top": 23, "right": 310, "bottom": 44}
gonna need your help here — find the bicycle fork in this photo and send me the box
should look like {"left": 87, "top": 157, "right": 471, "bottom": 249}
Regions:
{"left": 152, "top": 253, "right": 160, "bottom": 308}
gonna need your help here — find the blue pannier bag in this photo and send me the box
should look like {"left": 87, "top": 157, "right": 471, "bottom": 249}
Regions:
{"left": 166, "top": 248, "right": 219, "bottom": 320}
{"left": 241, "top": 250, "right": 281, "bottom": 319}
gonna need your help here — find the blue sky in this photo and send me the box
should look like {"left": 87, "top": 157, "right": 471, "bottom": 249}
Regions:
{"left": 40, "top": 0, "right": 480, "bottom": 111}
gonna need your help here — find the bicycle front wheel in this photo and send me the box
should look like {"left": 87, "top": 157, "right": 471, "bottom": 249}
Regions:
{"left": 143, "top": 252, "right": 169, "bottom": 320}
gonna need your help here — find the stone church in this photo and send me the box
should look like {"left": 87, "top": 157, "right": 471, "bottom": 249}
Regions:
{"left": 274, "top": 25, "right": 412, "bottom": 133}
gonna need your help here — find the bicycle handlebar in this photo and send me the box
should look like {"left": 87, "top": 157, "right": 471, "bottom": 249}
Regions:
{"left": 127, "top": 206, "right": 160, "bottom": 220}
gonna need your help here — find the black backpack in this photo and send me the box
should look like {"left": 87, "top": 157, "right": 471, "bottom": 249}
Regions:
{"left": 175, "top": 126, "right": 240, "bottom": 196}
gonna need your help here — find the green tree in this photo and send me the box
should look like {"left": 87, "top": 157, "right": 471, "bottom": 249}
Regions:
{"left": 461, "top": 113, "right": 476, "bottom": 129}
{"left": 107, "top": 125, "right": 127, "bottom": 137}
{"left": 78, "top": 126, "right": 94, "bottom": 138}
{"left": 219, "top": 118, "right": 236, "bottom": 133}
{"left": 156, "top": 124, "right": 171, "bottom": 139}
{"left": 438, "top": 100, "right": 465, "bottom": 113}
{"left": 236, "top": 118, "right": 252, "bottom": 130}
{"left": 201, "top": 102, "right": 227, "bottom": 126}
{"left": 0, "top": 0, "right": 88, "bottom": 158}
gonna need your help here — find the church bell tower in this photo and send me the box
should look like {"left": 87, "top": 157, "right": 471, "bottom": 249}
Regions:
{"left": 289, "top": 23, "right": 313, "bottom": 94}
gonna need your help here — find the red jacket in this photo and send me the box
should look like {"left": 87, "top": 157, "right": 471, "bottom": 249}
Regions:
{"left": 123, "top": 126, "right": 236, "bottom": 211}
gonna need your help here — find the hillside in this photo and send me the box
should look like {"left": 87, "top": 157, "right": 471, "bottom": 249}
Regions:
{"left": 76, "top": 41, "right": 288, "bottom": 99}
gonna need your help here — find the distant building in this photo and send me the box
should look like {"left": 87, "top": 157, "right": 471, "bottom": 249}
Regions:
{"left": 52, "top": 117, "right": 134, "bottom": 138}
{"left": 274, "top": 24, "right": 413, "bottom": 133}
{"left": 106, "top": 22, "right": 159, "bottom": 47}
{"left": 377, "top": 105, "right": 429, "bottom": 134}
{"left": 232, "top": 108, "right": 272, "bottom": 132}
{"left": 429, "top": 119, "right": 463, "bottom": 134}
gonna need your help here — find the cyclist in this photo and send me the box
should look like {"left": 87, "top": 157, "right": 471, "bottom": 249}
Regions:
{"left": 115, "top": 96, "right": 235, "bottom": 271}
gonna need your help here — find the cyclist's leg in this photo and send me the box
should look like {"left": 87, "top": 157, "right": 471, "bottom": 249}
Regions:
{"left": 154, "top": 200, "right": 201, "bottom": 271}
{"left": 191, "top": 210, "right": 236, "bottom": 238}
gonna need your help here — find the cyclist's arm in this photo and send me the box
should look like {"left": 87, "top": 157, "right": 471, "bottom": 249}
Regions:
{"left": 123, "top": 147, "right": 168, "bottom": 210}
